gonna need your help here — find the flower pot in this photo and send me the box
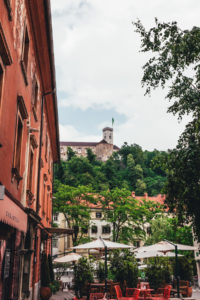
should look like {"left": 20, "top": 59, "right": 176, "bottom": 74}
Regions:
{"left": 40, "top": 286, "right": 52, "bottom": 300}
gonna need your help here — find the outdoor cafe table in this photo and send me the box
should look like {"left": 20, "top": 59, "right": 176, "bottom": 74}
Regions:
{"left": 139, "top": 289, "right": 154, "bottom": 300}
{"left": 89, "top": 283, "right": 111, "bottom": 293}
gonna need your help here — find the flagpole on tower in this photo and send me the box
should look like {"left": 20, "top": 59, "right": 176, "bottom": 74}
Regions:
{"left": 112, "top": 117, "right": 114, "bottom": 128}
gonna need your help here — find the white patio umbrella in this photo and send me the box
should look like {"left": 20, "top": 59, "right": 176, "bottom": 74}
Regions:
{"left": 73, "top": 237, "right": 133, "bottom": 292}
{"left": 53, "top": 252, "right": 82, "bottom": 263}
{"left": 135, "top": 240, "right": 196, "bottom": 298}
{"left": 135, "top": 250, "right": 183, "bottom": 259}
{"left": 135, "top": 240, "right": 196, "bottom": 253}
{"left": 73, "top": 237, "right": 132, "bottom": 250}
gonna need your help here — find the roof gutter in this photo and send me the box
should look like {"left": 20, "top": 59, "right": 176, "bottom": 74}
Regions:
{"left": 43, "top": 0, "right": 60, "bottom": 162}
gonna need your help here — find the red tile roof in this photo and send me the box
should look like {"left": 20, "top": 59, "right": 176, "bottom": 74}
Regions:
{"left": 77, "top": 193, "right": 166, "bottom": 209}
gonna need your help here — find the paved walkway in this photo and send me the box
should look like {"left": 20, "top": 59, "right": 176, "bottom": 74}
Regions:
{"left": 50, "top": 289, "right": 75, "bottom": 300}
{"left": 191, "top": 288, "right": 200, "bottom": 299}
{"left": 50, "top": 288, "right": 200, "bottom": 300}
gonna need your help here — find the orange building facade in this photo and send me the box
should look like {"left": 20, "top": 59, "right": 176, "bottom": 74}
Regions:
{"left": 0, "top": 1, "right": 60, "bottom": 299}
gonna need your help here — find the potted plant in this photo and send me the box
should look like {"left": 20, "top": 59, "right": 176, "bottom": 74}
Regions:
{"left": 40, "top": 252, "right": 52, "bottom": 300}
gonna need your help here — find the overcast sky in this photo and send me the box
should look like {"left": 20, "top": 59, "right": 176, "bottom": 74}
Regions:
{"left": 51, "top": 0, "right": 199, "bottom": 150}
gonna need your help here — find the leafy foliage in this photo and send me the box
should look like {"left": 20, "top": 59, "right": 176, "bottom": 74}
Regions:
{"left": 146, "top": 260, "right": 171, "bottom": 290}
{"left": 96, "top": 262, "right": 105, "bottom": 283}
{"left": 54, "top": 144, "right": 167, "bottom": 196}
{"left": 146, "top": 216, "right": 193, "bottom": 246}
{"left": 100, "top": 188, "right": 163, "bottom": 243}
{"left": 74, "top": 257, "right": 94, "bottom": 297}
{"left": 134, "top": 19, "right": 200, "bottom": 240}
{"left": 53, "top": 184, "right": 95, "bottom": 245}
{"left": 109, "top": 250, "right": 138, "bottom": 288}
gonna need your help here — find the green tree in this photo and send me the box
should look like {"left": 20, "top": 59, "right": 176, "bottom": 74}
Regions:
{"left": 86, "top": 148, "right": 97, "bottom": 164}
{"left": 109, "top": 250, "right": 138, "bottom": 288}
{"left": 67, "top": 146, "right": 76, "bottom": 161}
{"left": 127, "top": 154, "right": 144, "bottom": 188}
{"left": 146, "top": 216, "right": 193, "bottom": 246}
{"left": 53, "top": 184, "right": 95, "bottom": 245}
{"left": 135, "top": 19, "right": 200, "bottom": 240}
{"left": 135, "top": 179, "right": 147, "bottom": 195}
{"left": 119, "top": 143, "right": 144, "bottom": 166}
{"left": 100, "top": 188, "right": 162, "bottom": 243}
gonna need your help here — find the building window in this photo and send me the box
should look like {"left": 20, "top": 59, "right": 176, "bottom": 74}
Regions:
{"left": 42, "top": 177, "right": 46, "bottom": 216}
{"left": 27, "top": 148, "right": 33, "bottom": 190}
{"left": 102, "top": 225, "right": 111, "bottom": 234}
{"left": 52, "top": 238, "right": 58, "bottom": 248}
{"left": 3, "top": 0, "right": 12, "bottom": 21}
{"left": 53, "top": 213, "right": 58, "bottom": 221}
{"left": 91, "top": 226, "right": 98, "bottom": 234}
{"left": 96, "top": 212, "right": 102, "bottom": 219}
{"left": 45, "top": 133, "right": 48, "bottom": 161}
{"left": 0, "top": 22, "right": 12, "bottom": 65}
{"left": 20, "top": 26, "right": 29, "bottom": 85}
{"left": 77, "top": 148, "right": 81, "bottom": 153}
{"left": 12, "top": 96, "right": 28, "bottom": 184}
{"left": 135, "top": 241, "right": 140, "bottom": 248}
{"left": 32, "top": 77, "right": 38, "bottom": 120}
{"left": 26, "top": 135, "right": 37, "bottom": 205}
{"left": 15, "top": 116, "right": 23, "bottom": 171}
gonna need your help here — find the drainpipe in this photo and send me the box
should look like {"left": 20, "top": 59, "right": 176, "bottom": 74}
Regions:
{"left": 36, "top": 89, "right": 55, "bottom": 214}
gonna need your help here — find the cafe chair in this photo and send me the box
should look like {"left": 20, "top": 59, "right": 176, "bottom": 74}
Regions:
{"left": 114, "top": 285, "right": 140, "bottom": 300}
{"left": 147, "top": 285, "right": 171, "bottom": 300}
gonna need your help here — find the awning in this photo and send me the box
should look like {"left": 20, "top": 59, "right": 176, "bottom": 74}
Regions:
{"left": 45, "top": 227, "right": 73, "bottom": 235}
{"left": 0, "top": 194, "right": 27, "bottom": 233}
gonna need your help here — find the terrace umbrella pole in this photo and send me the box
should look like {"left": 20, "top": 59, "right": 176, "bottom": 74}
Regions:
{"left": 105, "top": 246, "right": 108, "bottom": 294}
{"left": 175, "top": 245, "right": 180, "bottom": 298}
{"left": 101, "top": 237, "right": 108, "bottom": 294}
{"left": 164, "top": 240, "right": 180, "bottom": 298}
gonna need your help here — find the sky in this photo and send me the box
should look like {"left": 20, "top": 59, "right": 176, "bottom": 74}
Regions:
{"left": 51, "top": 0, "right": 199, "bottom": 151}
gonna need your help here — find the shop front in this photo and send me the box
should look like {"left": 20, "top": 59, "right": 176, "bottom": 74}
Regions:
{"left": 0, "top": 194, "right": 27, "bottom": 300}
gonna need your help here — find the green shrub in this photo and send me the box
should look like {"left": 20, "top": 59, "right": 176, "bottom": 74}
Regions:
{"left": 74, "top": 257, "right": 94, "bottom": 298}
{"left": 49, "top": 280, "right": 60, "bottom": 294}
{"left": 110, "top": 250, "right": 138, "bottom": 288}
{"left": 96, "top": 262, "right": 105, "bottom": 283}
{"left": 146, "top": 258, "right": 171, "bottom": 290}
{"left": 175, "top": 256, "right": 193, "bottom": 282}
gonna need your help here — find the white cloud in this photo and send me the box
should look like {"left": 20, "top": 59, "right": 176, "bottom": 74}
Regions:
{"left": 52, "top": 0, "right": 199, "bottom": 150}
{"left": 59, "top": 124, "right": 101, "bottom": 142}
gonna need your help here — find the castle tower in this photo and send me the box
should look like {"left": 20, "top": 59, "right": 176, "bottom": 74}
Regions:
{"left": 103, "top": 127, "right": 113, "bottom": 144}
